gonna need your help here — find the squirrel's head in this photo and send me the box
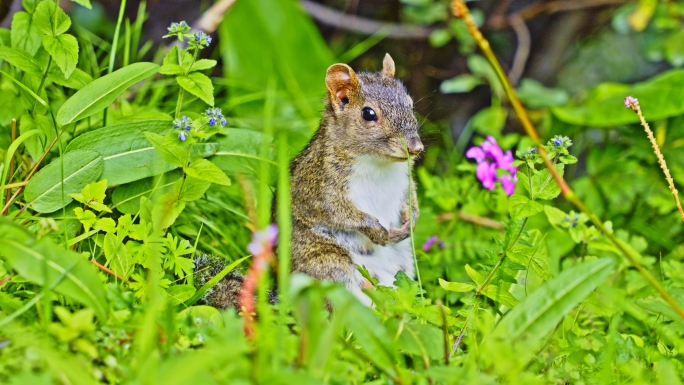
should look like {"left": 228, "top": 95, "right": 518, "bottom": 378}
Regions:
{"left": 324, "top": 54, "right": 423, "bottom": 161}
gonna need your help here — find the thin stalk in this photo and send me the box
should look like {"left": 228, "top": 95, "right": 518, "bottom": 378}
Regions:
{"left": 103, "top": 0, "right": 127, "bottom": 126}
{"left": 5, "top": 119, "right": 16, "bottom": 206}
{"left": 475, "top": 218, "right": 528, "bottom": 297}
{"left": 31, "top": 57, "right": 52, "bottom": 115}
{"left": 452, "top": 0, "right": 684, "bottom": 321}
{"left": 399, "top": 135, "right": 423, "bottom": 299}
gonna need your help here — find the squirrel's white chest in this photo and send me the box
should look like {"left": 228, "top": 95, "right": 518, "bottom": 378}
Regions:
{"left": 345, "top": 155, "right": 414, "bottom": 305}
{"left": 348, "top": 155, "right": 408, "bottom": 229}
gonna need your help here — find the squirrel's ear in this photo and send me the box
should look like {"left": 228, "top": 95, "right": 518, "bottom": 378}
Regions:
{"left": 326, "top": 63, "right": 359, "bottom": 106}
{"left": 382, "top": 53, "right": 395, "bottom": 78}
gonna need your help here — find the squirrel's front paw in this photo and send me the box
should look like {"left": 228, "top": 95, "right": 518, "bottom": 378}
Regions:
{"left": 362, "top": 218, "right": 390, "bottom": 245}
{"left": 389, "top": 221, "right": 411, "bottom": 243}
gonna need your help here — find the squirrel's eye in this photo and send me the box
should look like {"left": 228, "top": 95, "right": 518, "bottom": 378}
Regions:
{"left": 361, "top": 107, "right": 377, "bottom": 122}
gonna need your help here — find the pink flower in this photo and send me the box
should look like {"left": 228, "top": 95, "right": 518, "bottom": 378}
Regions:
{"left": 248, "top": 224, "right": 278, "bottom": 256}
{"left": 423, "top": 235, "right": 439, "bottom": 251}
{"left": 466, "top": 136, "right": 517, "bottom": 196}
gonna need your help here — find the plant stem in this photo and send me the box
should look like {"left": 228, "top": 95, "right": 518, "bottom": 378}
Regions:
{"left": 452, "top": 0, "right": 684, "bottom": 321}
{"left": 5, "top": 119, "right": 16, "bottom": 206}
{"left": 31, "top": 57, "right": 52, "bottom": 115}
{"left": 475, "top": 218, "right": 528, "bottom": 297}
{"left": 103, "top": 0, "right": 127, "bottom": 126}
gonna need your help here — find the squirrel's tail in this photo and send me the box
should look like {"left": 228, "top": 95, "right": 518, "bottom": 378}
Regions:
{"left": 193, "top": 253, "right": 277, "bottom": 310}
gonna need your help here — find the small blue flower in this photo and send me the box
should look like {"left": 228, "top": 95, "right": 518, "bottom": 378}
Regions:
{"left": 207, "top": 36, "right": 212, "bottom": 45}
{"left": 190, "top": 31, "right": 211, "bottom": 49}
{"left": 553, "top": 139, "right": 562, "bottom": 146}
{"left": 179, "top": 131, "right": 187, "bottom": 141}
{"left": 164, "top": 21, "right": 191, "bottom": 39}
{"left": 220, "top": 118, "right": 227, "bottom": 126}
{"left": 209, "top": 117, "right": 217, "bottom": 126}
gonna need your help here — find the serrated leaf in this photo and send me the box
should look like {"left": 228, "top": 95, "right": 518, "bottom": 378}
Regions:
{"left": 438, "top": 278, "right": 475, "bottom": 292}
{"left": 67, "top": 179, "right": 111, "bottom": 213}
{"left": 24, "top": 149, "right": 103, "bottom": 213}
{"left": 104, "top": 233, "right": 133, "bottom": 279}
{"left": 509, "top": 194, "right": 543, "bottom": 220}
{"left": 184, "top": 159, "right": 231, "bottom": 186}
{"left": 0, "top": 218, "right": 109, "bottom": 319}
{"left": 73, "top": 207, "right": 96, "bottom": 232}
{"left": 176, "top": 72, "right": 214, "bottom": 106}
{"left": 0, "top": 46, "right": 42, "bottom": 73}
{"left": 11, "top": 12, "right": 42, "bottom": 55}
{"left": 42, "top": 34, "right": 78, "bottom": 79}
{"left": 33, "top": 0, "right": 71, "bottom": 36}
{"left": 56, "top": 62, "right": 159, "bottom": 125}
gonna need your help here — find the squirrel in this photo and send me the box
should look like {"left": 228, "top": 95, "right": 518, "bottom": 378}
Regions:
{"left": 194, "top": 54, "right": 423, "bottom": 308}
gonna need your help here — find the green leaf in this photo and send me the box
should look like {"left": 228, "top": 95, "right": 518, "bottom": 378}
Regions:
{"left": 66, "top": 120, "right": 218, "bottom": 186}
{"left": 211, "top": 129, "right": 274, "bottom": 174}
{"left": 482, "top": 285, "right": 518, "bottom": 308}
{"left": 438, "top": 278, "right": 475, "bottom": 292}
{"left": 24, "top": 149, "right": 104, "bottom": 213}
{"left": 509, "top": 194, "right": 543, "bottom": 220}
{"left": 551, "top": 68, "right": 684, "bottom": 126}
{"left": 104, "top": 233, "right": 133, "bottom": 279}
{"left": 0, "top": 46, "right": 42, "bottom": 73}
{"left": 144, "top": 132, "right": 187, "bottom": 168}
{"left": 440, "top": 74, "right": 483, "bottom": 94}
{"left": 176, "top": 72, "right": 214, "bottom": 106}
{"left": 470, "top": 105, "right": 507, "bottom": 136}
{"left": 48, "top": 67, "right": 92, "bottom": 89}
{"left": 67, "top": 179, "right": 111, "bottom": 213}
{"left": 71, "top": 0, "right": 92, "bottom": 9}
{"left": 19, "top": 114, "right": 53, "bottom": 160}
{"left": 166, "top": 285, "right": 196, "bottom": 306}
{"left": 110, "top": 171, "right": 180, "bottom": 214}
{"left": 174, "top": 175, "right": 211, "bottom": 202}
{"left": 150, "top": 193, "right": 186, "bottom": 231}
{"left": 10, "top": 12, "right": 42, "bottom": 55}
{"left": 73, "top": 207, "right": 96, "bottom": 232}
{"left": 184, "top": 159, "right": 231, "bottom": 186}
{"left": 33, "top": 0, "right": 71, "bottom": 36}
{"left": 465, "top": 264, "right": 486, "bottom": 286}
{"left": 159, "top": 45, "right": 191, "bottom": 75}
{"left": 190, "top": 59, "right": 217, "bottom": 72}
{"left": 516, "top": 78, "right": 569, "bottom": 108}
{"left": 488, "top": 258, "right": 614, "bottom": 353}
{"left": 22, "top": 0, "right": 39, "bottom": 13}
{"left": 0, "top": 218, "right": 109, "bottom": 320}
{"left": 518, "top": 165, "right": 564, "bottom": 201}
{"left": 56, "top": 62, "right": 159, "bottom": 126}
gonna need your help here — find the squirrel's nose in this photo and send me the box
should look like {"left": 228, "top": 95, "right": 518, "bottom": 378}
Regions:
{"left": 407, "top": 137, "right": 424, "bottom": 156}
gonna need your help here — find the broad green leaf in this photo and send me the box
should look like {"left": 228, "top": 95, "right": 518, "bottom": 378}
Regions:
{"left": 190, "top": 59, "right": 217, "bottom": 72}
{"left": 73, "top": 207, "right": 96, "bottom": 232}
{"left": 488, "top": 258, "right": 614, "bottom": 352}
{"left": 66, "top": 120, "right": 219, "bottom": 186}
{"left": 104, "top": 233, "right": 133, "bottom": 279}
{"left": 174, "top": 175, "right": 211, "bottom": 202}
{"left": 470, "top": 105, "right": 507, "bottom": 136}
{"left": 387, "top": 318, "right": 443, "bottom": 360}
{"left": 150, "top": 193, "right": 185, "bottom": 231}
{"left": 33, "top": 0, "right": 71, "bottom": 36}
{"left": 438, "top": 278, "right": 475, "bottom": 292}
{"left": 509, "top": 194, "right": 544, "bottom": 220}
{"left": 0, "top": 218, "right": 109, "bottom": 320}
{"left": 110, "top": 172, "right": 180, "bottom": 214}
{"left": 482, "top": 285, "right": 519, "bottom": 308}
{"left": 22, "top": 0, "right": 39, "bottom": 13}
{"left": 440, "top": 74, "right": 483, "bottom": 94}
{"left": 24, "top": 149, "right": 103, "bottom": 213}
{"left": 465, "top": 264, "right": 485, "bottom": 286}
{"left": 56, "top": 62, "right": 159, "bottom": 126}
{"left": 176, "top": 72, "right": 214, "bottom": 106}
{"left": 166, "top": 285, "right": 196, "bottom": 306}
{"left": 516, "top": 78, "right": 569, "bottom": 108}
{"left": 10, "top": 12, "right": 42, "bottom": 55}
{"left": 0, "top": 46, "right": 42, "bottom": 73}
{"left": 211, "top": 129, "right": 274, "bottom": 174}
{"left": 551, "top": 68, "right": 684, "bottom": 126}
{"left": 184, "top": 158, "right": 231, "bottom": 186}
{"left": 48, "top": 67, "right": 92, "bottom": 89}
{"left": 144, "top": 132, "right": 187, "bottom": 168}
{"left": 160, "top": 45, "right": 192, "bottom": 75}
{"left": 19, "top": 114, "right": 50, "bottom": 160}
{"left": 517, "top": 165, "right": 564, "bottom": 201}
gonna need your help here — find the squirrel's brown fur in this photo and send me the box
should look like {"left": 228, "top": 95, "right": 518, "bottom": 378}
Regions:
{"left": 194, "top": 54, "right": 422, "bottom": 309}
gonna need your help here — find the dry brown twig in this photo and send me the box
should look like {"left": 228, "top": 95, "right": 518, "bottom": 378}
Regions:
{"left": 624, "top": 96, "right": 684, "bottom": 222}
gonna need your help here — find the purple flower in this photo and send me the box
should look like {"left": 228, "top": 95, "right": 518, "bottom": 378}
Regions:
{"left": 422, "top": 235, "right": 439, "bottom": 251}
{"left": 624, "top": 96, "right": 639, "bottom": 111}
{"left": 248, "top": 224, "right": 278, "bottom": 256}
{"left": 466, "top": 136, "right": 517, "bottom": 196}
{"left": 209, "top": 117, "right": 217, "bottom": 126}
{"left": 179, "top": 131, "right": 187, "bottom": 141}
